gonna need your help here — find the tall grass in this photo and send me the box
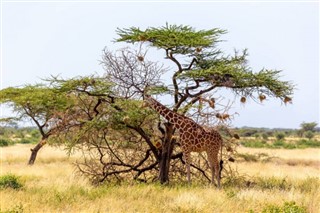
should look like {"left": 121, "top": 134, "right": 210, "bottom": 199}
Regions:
{"left": 0, "top": 144, "right": 319, "bottom": 213}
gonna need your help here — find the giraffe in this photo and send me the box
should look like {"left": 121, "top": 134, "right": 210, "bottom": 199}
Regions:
{"left": 144, "top": 94, "right": 223, "bottom": 187}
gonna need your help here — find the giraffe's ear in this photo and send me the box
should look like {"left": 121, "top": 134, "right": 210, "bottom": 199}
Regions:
{"left": 142, "top": 101, "right": 148, "bottom": 108}
{"left": 143, "top": 84, "right": 150, "bottom": 97}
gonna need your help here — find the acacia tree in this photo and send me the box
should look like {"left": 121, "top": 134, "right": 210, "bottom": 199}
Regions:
{"left": 0, "top": 85, "right": 70, "bottom": 164}
{"left": 109, "top": 24, "right": 294, "bottom": 183}
{"left": 1, "top": 24, "right": 294, "bottom": 184}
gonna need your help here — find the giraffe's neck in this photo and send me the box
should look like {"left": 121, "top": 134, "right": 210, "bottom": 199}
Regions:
{"left": 145, "top": 95, "right": 197, "bottom": 131}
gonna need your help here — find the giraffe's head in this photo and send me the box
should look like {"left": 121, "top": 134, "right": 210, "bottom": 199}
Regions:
{"left": 142, "top": 94, "right": 152, "bottom": 108}
{"left": 142, "top": 84, "right": 152, "bottom": 107}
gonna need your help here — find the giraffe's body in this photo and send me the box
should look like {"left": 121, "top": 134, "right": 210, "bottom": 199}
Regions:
{"left": 144, "top": 95, "right": 223, "bottom": 187}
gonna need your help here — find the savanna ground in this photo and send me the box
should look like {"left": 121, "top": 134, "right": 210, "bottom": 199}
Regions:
{"left": 0, "top": 143, "right": 319, "bottom": 213}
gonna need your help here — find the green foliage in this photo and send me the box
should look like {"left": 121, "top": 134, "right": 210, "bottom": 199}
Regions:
{"left": 0, "top": 85, "right": 69, "bottom": 125}
{"left": 19, "top": 138, "right": 33, "bottom": 144}
{"left": 261, "top": 201, "right": 306, "bottom": 213}
{"left": 240, "top": 140, "right": 266, "bottom": 148}
{"left": 0, "top": 174, "right": 23, "bottom": 190}
{"left": 116, "top": 23, "right": 294, "bottom": 103}
{"left": 275, "top": 132, "right": 285, "bottom": 141}
{"left": 272, "top": 140, "right": 285, "bottom": 147}
{"left": 240, "top": 138, "right": 320, "bottom": 149}
{"left": 0, "top": 138, "right": 12, "bottom": 147}
{"left": 262, "top": 133, "right": 269, "bottom": 140}
{"left": 49, "top": 75, "right": 113, "bottom": 96}
{"left": 0, "top": 127, "right": 40, "bottom": 146}
{"left": 30, "top": 129, "right": 41, "bottom": 138}
{"left": 108, "top": 99, "right": 156, "bottom": 131}
{"left": 183, "top": 63, "right": 293, "bottom": 100}
{"left": 300, "top": 122, "right": 317, "bottom": 132}
{"left": 116, "top": 23, "right": 226, "bottom": 55}
{"left": 295, "top": 139, "right": 320, "bottom": 148}
{"left": 304, "top": 131, "right": 314, "bottom": 140}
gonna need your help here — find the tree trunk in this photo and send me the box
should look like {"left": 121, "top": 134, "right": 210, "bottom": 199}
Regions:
{"left": 158, "top": 123, "right": 174, "bottom": 184}
{"left": 28, "top": 139, "right": 46, "bottom": 165}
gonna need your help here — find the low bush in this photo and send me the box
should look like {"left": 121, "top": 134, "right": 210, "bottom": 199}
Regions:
{"left": 0, "top": 138, "right": 13, "bottom": 147}
{"left": 240, "top": 138, "right": 320, "bottom": 149}
{"left": 0, "top": 174, "right": 23, "bottom": 190}
{"left": 261, "top": 201, "right": 307, "bottom": 213}
{"left": 19, "top": 138, "right": 33, "bottom": 144}
{"left": 240, "top": 140, "right": 267, "bottom": 148}
{"left": 296, "top": 139, "right": 320, "bottom": 148}
{"left": 272, "top": 140, "right": 285, "bottom": 147}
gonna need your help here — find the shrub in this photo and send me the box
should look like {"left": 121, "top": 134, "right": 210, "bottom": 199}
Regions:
{"left": 272, "top": 140, "right": 285, "bottom": 148}
{"left": 240, "top": 140, "right": 266, "bottom": 148}
{"left": 0, "top": 174, "right": 23, "bottom": 189}
{"left": 296, "top": 139, "right": 320, "bottom": 148}
{"left": 19, "top": 138, "right": 33, "bottom": 144}
{"left": 283, "top": 143, "right": 297, "bottom": 149}
{"left": 261, "top": 133, "right": 269, "bottom": 140}
{"left": 0, "top": 138, "right": 13, "bottom": 147}
{"left": 275, "top": 132, "right": 285, "bottom": 141}
{"left": 261, "top": 201, "right": 307, "bottom": 213}
{"left": 304, "top": 131, "right": 314, "bottom": 140}
{"left": 30, "top": 129, "right": 41, "bottom": 138}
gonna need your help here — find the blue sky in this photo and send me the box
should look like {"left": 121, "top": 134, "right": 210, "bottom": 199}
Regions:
{"left": 1, "top": 1, "right": 319, "bottom": 128}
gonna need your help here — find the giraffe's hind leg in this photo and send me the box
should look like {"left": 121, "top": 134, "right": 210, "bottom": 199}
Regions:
{"left": 207, "top": 151, "right": 220, "bottom": 188}
{"left": 215, "top": 161, "right": 221, "bottom": 188}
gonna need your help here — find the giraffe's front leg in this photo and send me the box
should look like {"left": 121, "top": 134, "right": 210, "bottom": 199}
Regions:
{"left": 183, "top": 151, "right": 191, "bottom": 184}
{"left": 214, "top": 159, "right": 221, "bottom": 188}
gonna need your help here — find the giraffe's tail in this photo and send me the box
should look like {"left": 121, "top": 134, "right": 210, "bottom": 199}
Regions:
{"left": 219, "top": 140, "right": 224, "bottom": 179}
{"left": 219, "top": 159, "right": 224, "bottom": 180}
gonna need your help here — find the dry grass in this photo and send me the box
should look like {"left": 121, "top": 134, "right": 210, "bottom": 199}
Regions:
{"left": 1, "top": 144, "right": 319, "bottom": 213}
{"left": 235, "top": 147, "right": 320, "bottom": 179}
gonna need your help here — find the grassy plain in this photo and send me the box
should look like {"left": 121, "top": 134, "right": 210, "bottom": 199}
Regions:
{"left": 1, "top": 144, "right": 319, "bottom": 213}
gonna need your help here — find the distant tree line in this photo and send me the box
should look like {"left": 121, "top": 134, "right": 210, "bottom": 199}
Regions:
{"left": 236, "top": 121, "right": 319, "bottom": 140}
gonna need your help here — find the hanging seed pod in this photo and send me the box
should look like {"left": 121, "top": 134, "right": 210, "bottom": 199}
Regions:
{"left": 240, "top": 96, "right": 246, "bottom": 103}
{"left": 137, "top": 56, "right": 144, "bottom": 62}
{"left": 198, "top": 98, "right": 203, "bottom": 112}
{"left": 259, "top": 94, "right": 266, "bottom": 102}
{"left": 226, "top": 146, "right": 233, "bottom": 152}
{"left": 122, "top": 116, "right": 130, "bottom": 123}
{"left": 138, "top": 35, "right": 147, "bottom": 41}
{"left": 209, "top": 100, "right": 215, "bottom": 108}
{"left": 221, "top": 114, "right": 230, "bottom": 120}
{"left": 284, "top": 96, "right": 292, "bottom": 104}
{"left": 142, "top": 101, "right": 148, "bottom": 107}
{"left": 233, "top": 134, "right": 240, "bottom": 139}
{"left": 215, "top": 113, "right": 222, "bottom": 119}
{"left": 155, "top": 141, "right": 162, "bottom": 149}
{"left": 228, "top": 157, "right": 235, "bottom": 162}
